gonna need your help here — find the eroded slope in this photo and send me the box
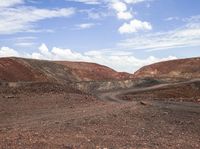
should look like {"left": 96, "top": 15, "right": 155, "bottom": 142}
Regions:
{"left": 134, "top": 57, "right": 200, "bottom": 79}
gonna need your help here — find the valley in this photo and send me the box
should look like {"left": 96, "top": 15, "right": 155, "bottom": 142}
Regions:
{"left": 0, "top": 57, "right": 200, "bottom": 149}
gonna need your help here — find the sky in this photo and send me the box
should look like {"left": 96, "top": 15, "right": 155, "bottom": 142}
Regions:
{"left": 0, "top": 0, "right": 200, "bottom": 72}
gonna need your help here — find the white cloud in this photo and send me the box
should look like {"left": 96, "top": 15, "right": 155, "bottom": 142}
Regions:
{"left": 75, "top": 23, "right": 95, "bottom": 29}
{"left": 38, "top": 43, "right": 53, "bottom": 59}
{"left": 8, "top": 36, "right": 37, "bottom": 47}
{"left": 0, "top": 7, "right": 75, "bottom": 34}
{"left": 0, "top": 47, "right": 19, "bottom": 57}
{"left": 124, "top": 0, "right": 147, "bottom": 4}
{"left": 69, "top": 0, "right": 151, "bottom": 32}
{"left": 14, "top": 42, "right": 35, "bottom": 47}
{"left": 0, "top": 44, "right": 177, "bottom": 72}
{"left": 119, "top": 19, "right": 152, "bottom": 34}
{"left": 51, "top": 47, "right": 89, "bottom": 61}
{"left": 110, "top": 0, "right": 152, "bottom": 32}
{"left": 3, "top": 36, "right": 36, "bottom": 47}
{"left": 111, "top": 1, "right": 133, "bottom": 20}
{"left": 80, "top": 9, "right": 111, "bottom": 20}
{"left": 117, "top": 11, "right": 133, "bottom": 20}
{"left": 118, "top": 17, "right": 200, "bottom": 51}
{"left": 112, "top": 1, "right": 127, "bottom": 12}
{"left": 0, "top": 0, "right": 23, "bottom": 7}
{"left": 68, "top": 0, "right": 150, "bottom": 20}
{"left": 67, "top": 0, "right": 149, "bottom": 5}
{"left": 66, "top": 0, "right": 100, "bottom": 5}
{"left": 165, "top": 17, "right": 180, "bottom": 21}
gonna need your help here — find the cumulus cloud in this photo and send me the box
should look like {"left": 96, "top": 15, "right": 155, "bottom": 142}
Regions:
{"left": 112, "top": 1, "right": 127, "bottom": 12}
{"left": 119, "top": 19, "right": 152, "bottom": 34}
{"left": 111, "top": 1, "right": 133, "bottom": 20}
{"left": 110, "top": 0, "right": 152, "bottom": 33}
{"left": 0, "top": 44, "right": 176, "bottom": 72}
{"left": 117, "top": 11, "right": 133, "bottom": 20}
{"left": 0, "top": 47, "right": 19, "bottom": 57}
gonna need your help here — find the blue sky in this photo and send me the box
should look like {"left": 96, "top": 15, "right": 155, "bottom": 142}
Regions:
{"left": 0, "top": 0, "right": 200, "bottom": 72}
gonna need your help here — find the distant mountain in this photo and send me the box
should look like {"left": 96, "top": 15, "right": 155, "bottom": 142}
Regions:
{"left": 134, "top": 57, "right": 200, "bottom": 79}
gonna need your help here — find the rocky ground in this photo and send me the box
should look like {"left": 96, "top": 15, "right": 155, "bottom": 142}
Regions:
{"left": 1, "top": 81, "right": 200, "bottom": 149}
{"left": 120, "top": 80, "right": 200, "bottom": 103}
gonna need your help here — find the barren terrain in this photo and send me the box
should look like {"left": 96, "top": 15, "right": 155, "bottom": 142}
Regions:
{"left": 134, "top": 57, "right": 200, "bottom": 79}
{"left": 0, "top": 57, "right": 200, "bottom": 148}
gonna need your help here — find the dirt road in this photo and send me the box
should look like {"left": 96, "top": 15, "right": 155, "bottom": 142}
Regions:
{"left": 1, "top": 80, "right": 200, "bottom": 148}
{"left": 97, "top": 79, "right": 200, "bottom": 111}
{"left": 97, "top": 79, "right": 200, "bottom": 101}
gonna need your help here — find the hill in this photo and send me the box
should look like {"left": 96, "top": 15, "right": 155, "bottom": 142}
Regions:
{"left": 0, "top": 57, "right": 132, "bottom": 83}
{"left": 56, "top": 61, "right": 131, "bottom": 81}
{"left": 0, "top": 57, "right": 77, "bottom": 83}
{"left": 134, "top": 57, "right": 200, "bottom": 79}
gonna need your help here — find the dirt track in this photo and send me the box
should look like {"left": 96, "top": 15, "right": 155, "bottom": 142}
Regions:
{"left": 1, "top": 80, "right": 200, "bottom": 148}
{"left": 97, "top": 79, "right": 200, "bottom": 101}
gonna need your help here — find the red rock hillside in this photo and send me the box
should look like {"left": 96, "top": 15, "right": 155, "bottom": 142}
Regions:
{"left": 56, "top": 61, "right": 131, "bottom": 81}
{"left": 0, "top": 57, "right": 82, "bottom": 83}
{"left": 134, "top": 57, "right": 200, "bottom": 79}
{"left": 0, "top": 57, "right": 132, "bottom": 83}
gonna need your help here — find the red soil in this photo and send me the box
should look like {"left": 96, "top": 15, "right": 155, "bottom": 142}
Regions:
{"left": 0, "top": 58, "right": 48, "bottom": 82}
{"left": 52, "top": 61, "right": 131, "bottom": 81}
{"left": 0, "top": 57, "right": 132, "bottom": 83}
{"left": 134, "top": 57, "right": 200, "bottom": 79}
